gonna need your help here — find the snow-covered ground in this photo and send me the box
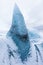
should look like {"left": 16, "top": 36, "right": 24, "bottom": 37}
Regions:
{"left": 0, "top": 31, "right": 43, "bottom": 65}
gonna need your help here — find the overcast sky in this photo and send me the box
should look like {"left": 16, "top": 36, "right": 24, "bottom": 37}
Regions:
{"left": 0, "top": 0, "right": 43, "bottom": 34}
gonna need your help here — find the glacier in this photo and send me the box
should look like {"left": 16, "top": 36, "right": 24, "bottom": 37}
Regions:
{"left": 0, "top": 3, "right": 43, "bottom": 65}
{"left": 7, "top": 4, "right": 30, "bottom": 62}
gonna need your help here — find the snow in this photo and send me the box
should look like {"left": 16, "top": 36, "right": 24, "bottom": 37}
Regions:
{"left": 0, "top": 35, "right": 43, "bottom": 65}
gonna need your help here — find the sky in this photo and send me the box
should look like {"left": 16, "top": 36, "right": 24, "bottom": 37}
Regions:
{"left": 0, "top": 0, "right": 43, "bottom": 35}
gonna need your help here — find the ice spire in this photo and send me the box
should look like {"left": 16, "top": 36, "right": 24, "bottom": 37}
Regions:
{"left": 7, "top": 4, "right": 30, "bottom": 61}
